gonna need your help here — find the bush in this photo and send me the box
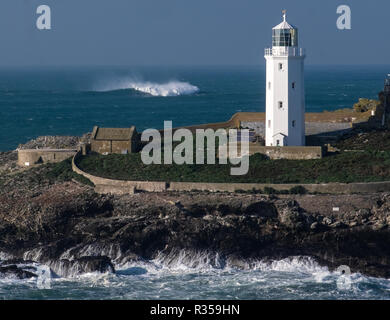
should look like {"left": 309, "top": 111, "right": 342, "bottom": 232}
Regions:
{"left": 264, "top": 187, "right": 277, "bottom": 194}
{"left": 45, "top": 158, "right": 94, "bottom": 187}
{"left": 289, "top": 185, "right": 307, "bottom": 195}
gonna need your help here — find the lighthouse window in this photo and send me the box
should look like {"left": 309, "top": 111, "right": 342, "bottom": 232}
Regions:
{"left": 272, "top": 29, "right": 298, "bottom": 47}
{"left": 279, "top": 63, "right": 283, "bottom": 70}
{"left": 278, "top": 101, "right": 283, "bottom": 109}
{"left": 292, "top": 82, "right": 295, "bottom": 89}
{"left": 268, "top": 82, "right": 271, "bottom": 90}
{"left": 268, "top": 120, "right": 271, "bottom": 128}
{"left": 292, "top": 120, "right": 296, "bottom": 127}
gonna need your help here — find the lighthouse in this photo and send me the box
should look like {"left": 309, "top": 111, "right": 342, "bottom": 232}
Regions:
{"left": 265, "top": 11, "right": 306, "bottom": 147}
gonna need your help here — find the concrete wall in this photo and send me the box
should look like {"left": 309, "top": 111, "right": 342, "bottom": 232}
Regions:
{"left": 72, "top": 152, "right": 390, "bottom": 195}
{"left": 18, "top": 149, "right": 77, "bottom": 167}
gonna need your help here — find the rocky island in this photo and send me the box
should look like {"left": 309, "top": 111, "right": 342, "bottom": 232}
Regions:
{"left": 1, "top": 129, "right": 390, "bottom": 280}
{"left": 1, "top": 94, "right": 390, "bottom": 281}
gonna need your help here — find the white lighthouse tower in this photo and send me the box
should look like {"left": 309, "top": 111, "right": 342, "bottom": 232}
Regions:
{"left": 265, "top": 11, "right": 306, "bottom": 146}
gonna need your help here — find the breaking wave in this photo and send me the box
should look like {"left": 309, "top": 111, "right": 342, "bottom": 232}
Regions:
{"left": 2, "top": 250, "right": 390, "bottom": 299}
{"left": 117, "top": 250, "right": 330, "bottom": 275}
{"left": 95, "top": 80, "right": 199, "bottom": 97}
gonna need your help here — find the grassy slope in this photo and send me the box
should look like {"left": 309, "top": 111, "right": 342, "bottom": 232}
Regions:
{"left": 76, "top": 150, "right": 390, "bottom": 184}
{"left": 74, "top": 128, "right": 390, "bottom": 184}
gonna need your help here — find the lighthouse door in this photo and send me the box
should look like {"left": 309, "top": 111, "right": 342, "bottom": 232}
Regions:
{"left": 273, "top": 133, "right": 287, "bottom": 147}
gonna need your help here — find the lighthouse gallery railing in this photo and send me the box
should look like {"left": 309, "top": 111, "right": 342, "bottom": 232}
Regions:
{"left": 265, "top": 47, "right": 305, "bottom": 57}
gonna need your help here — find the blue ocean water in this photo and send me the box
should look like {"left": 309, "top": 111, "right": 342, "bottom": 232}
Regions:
{"left": 0, "top": 65, "right": 388, "bottom": 151}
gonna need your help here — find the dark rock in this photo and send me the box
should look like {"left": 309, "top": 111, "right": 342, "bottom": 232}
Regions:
{"left": 329, "top": 221, "right": 347, "bottom": 229}
{"left": 310, "top": 222, "right": 319, "bottom": 230}
{"left": 1, "top": 160, "right": 390, "bottom": 279}
{"left": 243, "top": 201, "right": 278, "bottom": 217}
{"left": 0, "top": 265, "right": 37, "bottom": 279}
{"left": 372, "top": 222, "right": 388, "bottom": 231}
{"left": 278, "top": 205, "right": 310, "bottom": 230}
{"left": 322, "top": 217, "right": 333, "bottom": 225}
{"left": 357, "top": 208, "right": 372, "bottom": 219}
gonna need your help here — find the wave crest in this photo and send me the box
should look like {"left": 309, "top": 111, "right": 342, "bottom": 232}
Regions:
{"left": 95, "top": 80, "right": 199, "bottom": 97}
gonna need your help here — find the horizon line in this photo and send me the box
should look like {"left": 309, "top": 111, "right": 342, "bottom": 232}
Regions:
{"left": 0, "top": 63, "right": 389, "bottom": 69}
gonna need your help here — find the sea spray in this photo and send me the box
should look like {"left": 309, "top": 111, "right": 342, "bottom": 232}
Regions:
{"left": 94, "top": 79, "right": 199, "bottom": 97}
{"left": 1, "top": 251, "right": 390, "bottom": 299}
{"left": 36, "top": 265, "right": 52, "bottom": 289}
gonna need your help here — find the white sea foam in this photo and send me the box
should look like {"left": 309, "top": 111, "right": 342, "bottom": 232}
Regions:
{"left": 1, "top": 250, "right": 389, "bottom": 299}
{"left": 0, "top": 252, "right": 13, "bottom": 260}
{"left": 95, "top": 79, "right": 199, "bottom": 97}
{"left": 116, "top": 250, "right": 329, "bottom": 276}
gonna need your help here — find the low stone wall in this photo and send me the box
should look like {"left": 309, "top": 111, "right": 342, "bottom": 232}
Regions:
{"left": 72, "top": 152, "right": 390, "bottom": 195}
{"left": 18, "top": 149, "right": 77, "bottom": 167}
{"left": 72, "top": 152, "right": 166, "bottom": 194}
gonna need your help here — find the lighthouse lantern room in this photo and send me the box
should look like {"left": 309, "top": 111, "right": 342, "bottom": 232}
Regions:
{"left": 265, "top": 11, "right": 306, "bottom": 147}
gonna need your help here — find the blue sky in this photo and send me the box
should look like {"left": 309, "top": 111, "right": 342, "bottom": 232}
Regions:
{"left": 0, "top": 0, "right": 388, "bottom": 66}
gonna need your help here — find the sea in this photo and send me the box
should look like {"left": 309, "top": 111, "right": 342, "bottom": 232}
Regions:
{"left": 0, "top": 65, "right": 388, "bottom": 151}
{"left": 0, "top": 65, "right": 390, "bottom": 300}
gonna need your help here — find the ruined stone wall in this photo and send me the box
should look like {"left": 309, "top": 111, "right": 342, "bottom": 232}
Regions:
{"left": 18, "top": 149, "right": 77, "bottom": 167}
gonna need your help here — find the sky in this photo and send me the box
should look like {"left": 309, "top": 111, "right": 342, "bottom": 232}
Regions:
{"left": 0, "top": 0, "right": 388, "bottom": 66}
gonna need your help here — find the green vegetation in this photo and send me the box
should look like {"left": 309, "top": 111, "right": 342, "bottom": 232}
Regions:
{"left": 236, "top": 186, "right": 307, "bottom": 195}
{"left": 45, "top": 158, "right": 94, "bottom": 186}
{"left": 353, "top": 98, "right": 381, "bottom": 113}
{"left": 76, "top": 150, "right": 390, "bottom": 184}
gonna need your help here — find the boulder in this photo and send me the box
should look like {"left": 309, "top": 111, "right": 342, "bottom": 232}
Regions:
{"left": 278, "top": 202, "right": 310, "bottom": 230}
{"left": 0, "top": 264, "right": 37, "bottom": 279}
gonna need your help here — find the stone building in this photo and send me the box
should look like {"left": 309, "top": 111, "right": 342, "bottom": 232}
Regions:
{"left": 90, "top": 126, "right": 139, "bottom": 154}
{"left": 18, "top": 149, "right": 78, "bottom": 167}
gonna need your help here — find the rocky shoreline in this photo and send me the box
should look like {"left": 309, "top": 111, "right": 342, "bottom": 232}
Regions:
{"left": 0, "top": 152, "right": 390, "bottom": 280}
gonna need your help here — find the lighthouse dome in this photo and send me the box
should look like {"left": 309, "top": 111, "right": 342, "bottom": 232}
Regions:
{"left": 272, "top": 12, "right": 298, "bottom": 47}
{"left": 273, "top": 20, "right": 296, "bottom": 30}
